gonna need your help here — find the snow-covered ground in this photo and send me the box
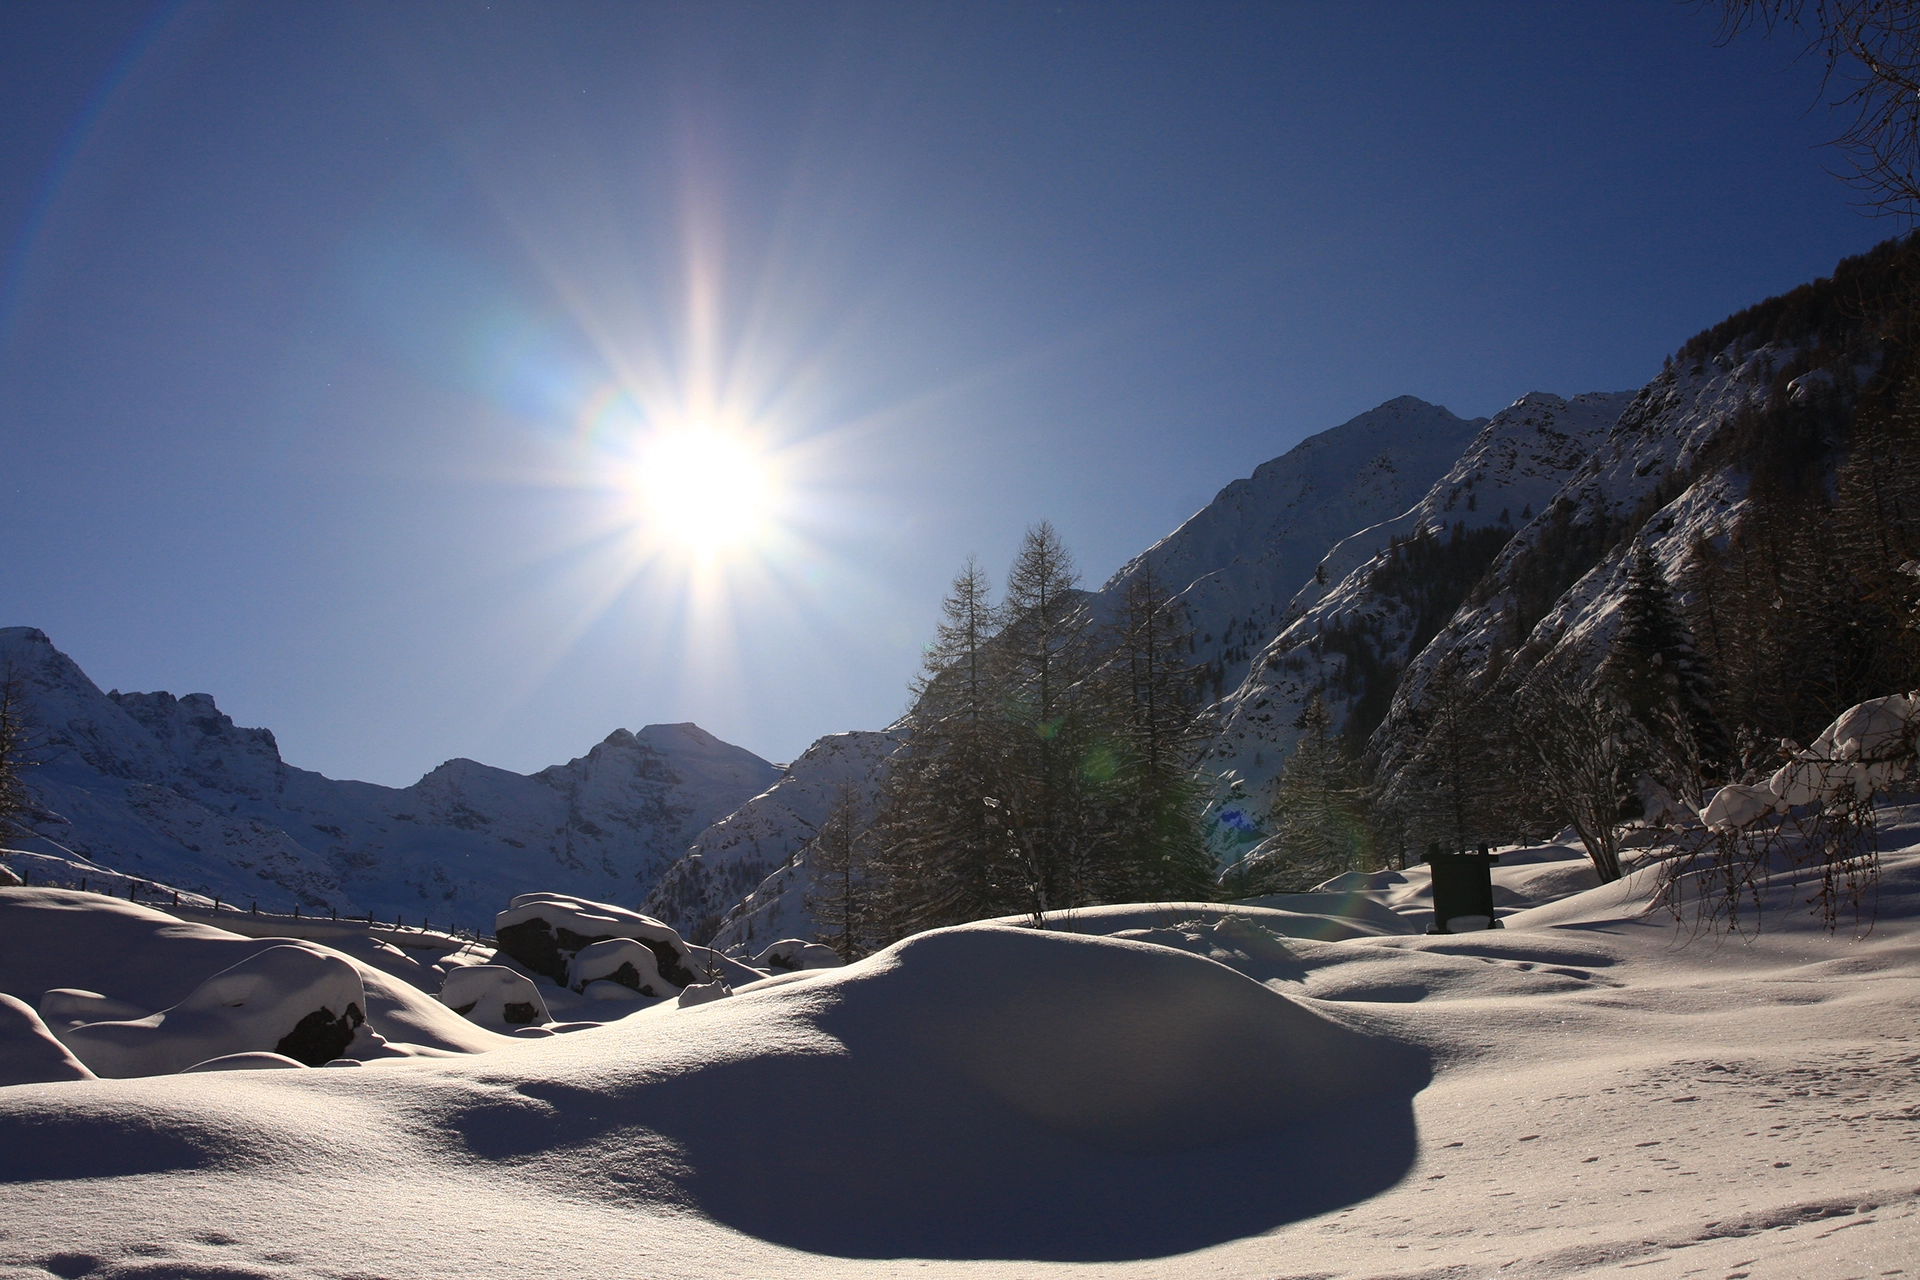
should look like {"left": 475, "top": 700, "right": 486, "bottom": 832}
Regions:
{"left": 3, "top": 809, "right": 1916, "bottom": 1279}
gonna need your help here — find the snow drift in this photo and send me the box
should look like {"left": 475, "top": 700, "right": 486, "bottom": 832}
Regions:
{"left": 58, "top": 943, "right": 368, "bottom": 1076}
{"left": 0, "top": 918, "right": 1429, "bottom": 1263}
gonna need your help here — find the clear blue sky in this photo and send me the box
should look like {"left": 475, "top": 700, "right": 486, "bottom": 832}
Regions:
{"left": 0, "top": 1, "right": 1890, "bottom": 784}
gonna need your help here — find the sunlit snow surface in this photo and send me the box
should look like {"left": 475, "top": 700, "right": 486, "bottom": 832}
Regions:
{"left": 4, "top": 821, "right": 1920, "bottom": 1278}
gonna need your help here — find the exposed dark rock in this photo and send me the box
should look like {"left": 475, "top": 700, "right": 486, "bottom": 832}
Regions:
{"left": 640, "top": 936, "right": 698, "bottom": 989}
{"left": 502, "top": 1002, "right": 540, "bottom": 1024}
{"left": 493, "top": 918, "right": 604, "bottom": 985}
{"left": 496, "top": 915, "right": 697, "bottom": 988}
{"left": 274, "top": 1001, "right": 364, "bottom": 1066}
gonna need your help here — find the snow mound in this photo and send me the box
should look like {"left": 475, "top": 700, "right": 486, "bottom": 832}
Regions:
{"left": 692, "top": 927, "right": 1420, "bottom": 1199}
{"left": 37, "top": 987, "right": 149, "bottom": 1030}
{"left": 178, "top": 1051, "right": 308, "bottom": 1073}
{"left": 675, "top": 979, "right": 732, "bottom": 1007}
{"left": 438, "top": 965, "right": 550, "bottom": 1029}
{"left": 58, "top": 943, "right": 367, "bottom": 1076}
{"left": 0, "top": 889, "right": 510, "bottom": 1060}
{"left": 494, "top": 893, "right": 698, "bottom": 989}
{"left": 751, "top": 938, "right": 842, "bottom": 970}
{"left": 0, "top": 993, "right": 95, "bottom": 1085}
{"left": 621, "top": 923, "right": 1430, "bottom": 1257}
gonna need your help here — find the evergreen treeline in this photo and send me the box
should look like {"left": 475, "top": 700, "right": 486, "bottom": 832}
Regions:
{"left": 809, "top": 524, "right": 1218, "bottom": 950}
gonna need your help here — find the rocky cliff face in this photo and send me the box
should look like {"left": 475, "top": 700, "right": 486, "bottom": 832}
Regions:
{"left": 0, "top": 627, "right": 778, "bottom": 930}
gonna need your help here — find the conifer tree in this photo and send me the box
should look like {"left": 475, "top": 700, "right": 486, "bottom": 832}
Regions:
{"left": 872, "top": 559, "right": 1016, "bottom": 936}
{"left": 1599, "top": 549, "right": 1730, "bottom": 793}
{"left": 1103, "top": 564, "right": 1216, "bottom": 901}
{"left": 804, "top": 780, "right": 874, "bottom": 962}
{"left": 0, "top": 668, "right": 38, "bottom": 841}
{"left": 1383, "top": 652, "right": 1498, "bottom": 857}
{"left": 1242, "top": 696, "right": 1371, "bottom": 892}
{"left": 996, "top": 521, "right": 1096, "bottom": 920}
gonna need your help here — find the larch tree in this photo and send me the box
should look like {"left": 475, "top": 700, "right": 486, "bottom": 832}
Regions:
{"left": 1103, "top": 563, "right": 1216, "bottom": 901}
{"left": 872, "top": 557, "right": 1014, "bottom": 937}
{"left": 995, "top": 521, "right": 1097, "bottom": 922}
{"left": 804, "top": 780, "right": 875, "bottom": 962}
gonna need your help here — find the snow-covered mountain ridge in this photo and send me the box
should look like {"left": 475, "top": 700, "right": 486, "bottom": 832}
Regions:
{"left": 1095, "top": 396, "right": 1485, "bottom": 702}
{"left": 1203, "top": 390, "right": 1636, "bottom": 816}
{"left": 0, "top": 627, "right": 779, "bottom": 930}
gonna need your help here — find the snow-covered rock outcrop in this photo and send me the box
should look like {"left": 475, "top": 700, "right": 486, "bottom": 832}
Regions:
{"left": 493, "top": 892, "right": 701, "bottom": 991}
{"left": 0, "top": 627, "right": 779, "bottom": 930}
{"left": 1703, "top": 693, "right": 1918, "bottom": 829}
{"left": 437, "top": 964, "right": 550, "bottom": 1029}
{"left": 0, "top": 887, "right": 509, "bottom": 1064}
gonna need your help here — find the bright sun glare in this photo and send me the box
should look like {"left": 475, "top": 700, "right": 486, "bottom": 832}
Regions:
{"left": 635, "top": 427, "right": 776, "bottom": 554}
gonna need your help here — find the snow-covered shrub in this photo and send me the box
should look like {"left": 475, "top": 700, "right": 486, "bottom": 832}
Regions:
{"left": 753, "top": 938, "right": 843, "bottom": 972}
{"left": 493, "top": 893, "right": 699, "bottom": 989}
{"left": 1665, "top": 693, "right": 1917, "bottom": 930}
{"left": 438, "top": 964, "right": 550, "bottom": 1028}
{"left": 57, "top": 943, "right": 367, "bottom": 1076}
{"left": 675, "top": 980, "right": 732, "bottom": 1008}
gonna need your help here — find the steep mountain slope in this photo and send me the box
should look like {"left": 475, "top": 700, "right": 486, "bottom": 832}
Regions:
{"left": 1095, "top": 396, "right": 1485, "bottom": 701}
{"left": 1369, "top": 354, "right": 1799, "bottom": 782}
{"left": 1204, "top": 391, "right": 1633, "bottom": 818}
{"left": 642, "top": 729, "right": 899, "bottom": 947}
{"left": 0, "top": 628, "right": 779, "bottom": 929}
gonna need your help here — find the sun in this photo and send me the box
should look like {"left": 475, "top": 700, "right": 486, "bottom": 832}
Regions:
{"left": 634, "top": 426, "right": 776, "bottom": 554}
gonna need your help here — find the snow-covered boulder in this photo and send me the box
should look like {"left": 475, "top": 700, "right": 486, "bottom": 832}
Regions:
{"left": 567, "top": 938, "right": 680, "bottom": 997}
{"left": 438, "top": 965, "right": 550, "bottom": 1029}
{"left": 0, "top": 993, "right": 96, "bottom": 1085}
{"left": 57, "top": 943, "right": 368, "bottom": 1076}
{"left": 753, "top": 939, "right": 842, "bottom": 972}
{"left": 494, "top": 893, "right": 698, "bottom": 989}
{"left": 1752, "top": 695, "right": 1919, "bottom": 814}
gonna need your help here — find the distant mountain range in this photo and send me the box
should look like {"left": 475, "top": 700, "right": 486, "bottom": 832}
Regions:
{"left": 0, "top": 625, "right": 778, "bottom": 930}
